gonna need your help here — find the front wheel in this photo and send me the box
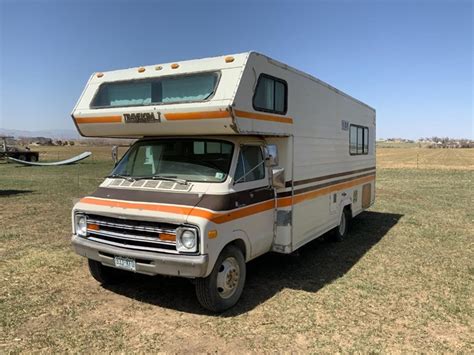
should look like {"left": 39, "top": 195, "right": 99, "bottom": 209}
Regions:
{"left": 87, "top": 259, "right": 128, "bottom": 285}
{"left": 195, "top": 245, "right": 246, "bottom": 312}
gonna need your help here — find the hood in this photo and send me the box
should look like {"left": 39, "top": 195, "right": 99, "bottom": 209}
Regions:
{"left": 76, "top": 178, "right": 212, "bottom": 225}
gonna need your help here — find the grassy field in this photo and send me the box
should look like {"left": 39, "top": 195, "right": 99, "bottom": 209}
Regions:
{"left": 0, "top": 146, "right": 472, "bottom": 352}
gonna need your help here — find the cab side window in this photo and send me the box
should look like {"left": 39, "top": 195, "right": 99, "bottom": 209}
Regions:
{"left": 235, "top": 145, "right": 265, "bottom": 183}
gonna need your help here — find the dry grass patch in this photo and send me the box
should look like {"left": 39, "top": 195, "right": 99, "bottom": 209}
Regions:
{"left": 1, "top": 146, "right": 473, "bottom": 352}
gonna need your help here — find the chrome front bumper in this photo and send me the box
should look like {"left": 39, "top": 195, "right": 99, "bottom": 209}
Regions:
{"left": 71, "top": 235, "right": 208, "bottom": 278}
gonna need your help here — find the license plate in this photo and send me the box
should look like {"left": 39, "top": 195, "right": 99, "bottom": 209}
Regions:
{"left": 114, "top": 256, "right": 136, "bottom": 271}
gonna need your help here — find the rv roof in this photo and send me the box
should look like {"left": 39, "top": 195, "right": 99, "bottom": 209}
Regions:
{"left": 90, "top": 51, "right": 372, "bottom": 111}
{"left": 251, "top": 52, "right": 375, "bottom": 111}
{"left": 72, "top": 52, "right": 374, "bottom": 138}
{"left": 90, "top": 52, "right": 251, "bottom": 83}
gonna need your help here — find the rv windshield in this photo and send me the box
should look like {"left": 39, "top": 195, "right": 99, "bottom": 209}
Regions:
{"left": 91, "top": 72, "right": 219, "bottom": 108}
{"left": 111, "top": 139, "right": 234, "bottom": 183}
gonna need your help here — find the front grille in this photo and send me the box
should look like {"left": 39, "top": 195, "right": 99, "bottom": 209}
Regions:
{"left": 85, "top": 214, "right": 178, "bottom": 254}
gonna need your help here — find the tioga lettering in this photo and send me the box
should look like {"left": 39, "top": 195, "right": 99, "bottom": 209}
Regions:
{"left": 123, "top": 112, "right": 161, "bottom": 123}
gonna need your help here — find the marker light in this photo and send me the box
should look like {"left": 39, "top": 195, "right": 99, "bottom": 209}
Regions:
{"left": 155, "top": 66, "right": 163, "bottom": 71}
{"left": 225, "top": 56, "right": 235, "bottom": 63}
{"left": 138, "top": 67, "right": 146, "bottom": 73}
{"left": 96, "top": 72, "right": 104, "bottom": 78}
{"left": 208, "top": 230, "right": 218, "bottom": 239}
{"left": 171, "top": 63, "right": 179, "bottom": 69}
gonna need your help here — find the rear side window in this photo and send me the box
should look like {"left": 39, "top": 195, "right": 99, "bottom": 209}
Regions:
{"left": 253, "top": 74, "right": 287, "bottom": 115}
{"left": 350, "top": 124, "right": 369, "bottom": 155}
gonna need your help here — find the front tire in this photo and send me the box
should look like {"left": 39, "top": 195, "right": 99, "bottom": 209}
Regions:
{"left": 87, "top": 259, "right": 127, "bottom": 285}
{"left": 195, "top": 245, "right": 246, "bottom": 312}
{"left": 332, "top": 207, "right": 351, "bottom": 242}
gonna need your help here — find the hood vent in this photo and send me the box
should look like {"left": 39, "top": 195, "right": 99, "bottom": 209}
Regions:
{"left": 106, "top": 178, "right": 192, "bottom": 192}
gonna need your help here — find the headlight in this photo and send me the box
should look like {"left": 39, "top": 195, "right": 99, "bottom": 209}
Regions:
{"left": 176, "top": 227, "right": 198, "bottom": 252}
{"left": 75, "top": 214, "right": 87, "bottom": 237}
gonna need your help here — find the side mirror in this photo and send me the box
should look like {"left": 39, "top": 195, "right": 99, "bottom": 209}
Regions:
{"left": 272, "top": 167, "right": 285, "bottom": 188}
{"left": 111, "top": 145, "right": 118, "bottom": 165}
{"left": 264, "top": 144, "right": 278, "bottom": 167}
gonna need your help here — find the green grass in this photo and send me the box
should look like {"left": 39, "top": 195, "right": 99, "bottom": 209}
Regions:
{"left": 0, "top": 148, "right": 473, "bottom": 352}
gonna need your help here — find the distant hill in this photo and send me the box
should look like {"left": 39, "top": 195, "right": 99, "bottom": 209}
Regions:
{"left": 0, "top": 128, "right": 80, "bottom": 140}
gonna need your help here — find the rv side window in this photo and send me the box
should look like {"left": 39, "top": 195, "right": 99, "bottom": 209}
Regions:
{"left": 235, "top": 146, "right": 265, "bottom": 183}
{"left": 253, "top": 74, "right": 287, "bottom": 115}
{"left": 349, "top": 124, "right": 369, "bottom": 155}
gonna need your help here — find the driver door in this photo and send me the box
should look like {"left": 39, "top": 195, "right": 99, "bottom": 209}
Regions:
{"left": 232, "top": 144, "right": 275, "bottom": 257}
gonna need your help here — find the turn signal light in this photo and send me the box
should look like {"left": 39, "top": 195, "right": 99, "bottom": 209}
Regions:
{"left": 87, "top": 223, "right": 100, "bottom": 231}
{"left": 160, "top": 233, "right": 176, "bottom": 242}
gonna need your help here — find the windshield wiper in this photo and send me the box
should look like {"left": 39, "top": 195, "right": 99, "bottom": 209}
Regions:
{"left": 106, "top": 173, "right": 135, "bottom": 182}
{"left": 148, "top": 175, "right": 188, "bottom": 185}
{"left": 106, "top": 174, "right": 187, "bottom": 185}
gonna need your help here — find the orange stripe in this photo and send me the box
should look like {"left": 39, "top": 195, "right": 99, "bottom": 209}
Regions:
{"left": 211, "top": 200, "right": 275, "bottom": 224}
{"left": 165, "top": 111, "right": 230, "bottom": 121}
{"left": 79, "top": 197, "right": 207, "bottom": 218}
{"left": 234, "top": 110, "right": 293, "bottom": 124}
{"left": 75, "top": 116, "right": 122, "bottom": 124}
{"left": 78, "top": 197, "right": 268, "bottom": 224}
{"left": 278, "top": 175, "right": 375, "bottom": 207}
{"left": 80, "top": 176, "right": 374, "bottom": 223}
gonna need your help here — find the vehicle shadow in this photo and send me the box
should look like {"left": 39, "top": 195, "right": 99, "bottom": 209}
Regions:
{"left": 0, "top": 189, "right": 34, "bottom": 197}
{"left": 103, "top": 211, "right": 403, "bottom": 315}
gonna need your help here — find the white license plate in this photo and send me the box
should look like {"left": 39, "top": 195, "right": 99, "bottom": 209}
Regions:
{"left": 114, "top": 256, "right": 136, "bottom": 271}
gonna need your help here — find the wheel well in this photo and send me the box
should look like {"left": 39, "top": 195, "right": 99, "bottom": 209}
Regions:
{"left": 226, "top": 239, "right": 247, "bottom": 260}
{"left": 344, "top": 204, "right": 353, "bottom": 218}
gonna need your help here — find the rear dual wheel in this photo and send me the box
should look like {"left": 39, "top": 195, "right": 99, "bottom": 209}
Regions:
{"left": 195, "top": 245, "right": 246, "bottom": 312}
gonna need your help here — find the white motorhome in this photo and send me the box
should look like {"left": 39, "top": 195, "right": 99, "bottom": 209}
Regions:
{"left": 71, "top": 52, "right": 375, "bottom": 311}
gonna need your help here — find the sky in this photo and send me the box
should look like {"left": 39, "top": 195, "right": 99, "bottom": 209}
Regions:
{"left": 0, "top": 0, "right": 472, "bottom": 139}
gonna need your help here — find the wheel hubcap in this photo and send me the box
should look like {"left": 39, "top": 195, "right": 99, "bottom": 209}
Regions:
{"left": 216, "top": 257, "right": 240, "bottom": 299}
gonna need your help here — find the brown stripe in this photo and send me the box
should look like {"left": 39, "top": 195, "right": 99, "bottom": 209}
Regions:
{"left": 291, "top": 166, "right": 376, "bottom": 187}
{"left": 75, "top": 116, "right": 122, "bottom": 124}
{"left": 81, "top": 174, "right": 375, "bottom": 223}
{"left": 93, "top": 169, "right": 375, "bottom": 211}
{"left": 91, "top": 186, "right": 274, "bottom": 212}
{"left": 234, "top": 110, "right": 293, "bottom": 124}
{"left": 278, "top": 171, "right": 376, "bottom": 198}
